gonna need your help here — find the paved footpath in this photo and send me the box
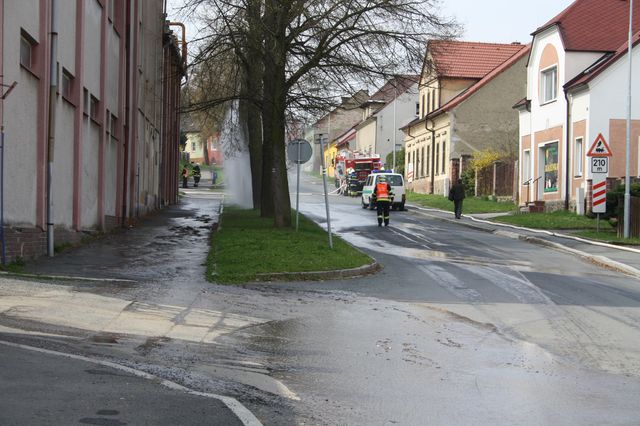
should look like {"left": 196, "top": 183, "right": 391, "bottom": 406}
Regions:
{"left": 409, "top": 204, "right": 640, "bottom": 280}
{"left": 2, "top": 182, "right": 263, "bottom": 426}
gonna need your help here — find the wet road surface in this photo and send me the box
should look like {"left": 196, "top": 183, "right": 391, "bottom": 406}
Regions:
{"left": 2, "top": 177, "right": 640, "bottom": 425}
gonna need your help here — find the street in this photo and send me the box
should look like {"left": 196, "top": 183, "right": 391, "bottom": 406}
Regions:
{"left": 1, "top": 174, "right": 640, "bottom": 425}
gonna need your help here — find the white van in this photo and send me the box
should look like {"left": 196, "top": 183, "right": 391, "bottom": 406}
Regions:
{"left": 361, "top": 172, "right": 406, "bottom": 211}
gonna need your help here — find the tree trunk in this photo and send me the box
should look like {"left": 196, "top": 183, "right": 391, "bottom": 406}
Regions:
{"left": 245, "top": 0, "right": 263, "bottom": 211}
{"left": 261, "top": 0, "right": 291, "bottom": 226}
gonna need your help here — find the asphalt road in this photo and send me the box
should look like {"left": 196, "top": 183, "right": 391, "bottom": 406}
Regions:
{"left": 2, "top": 175, "right": 640, "bottom": 425}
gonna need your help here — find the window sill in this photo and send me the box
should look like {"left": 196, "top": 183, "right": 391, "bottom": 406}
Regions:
{"left": 20, "top": 63, "right": 40, "bottom": 80}
{"left": 62, "top": 95, "right": 76, "bottom": 108}
{"left": 539, "top": 99, "right": 557, "bottom": 107}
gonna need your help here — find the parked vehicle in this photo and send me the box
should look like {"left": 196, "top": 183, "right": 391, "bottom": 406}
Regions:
{"left": 361, "top": 171, "right": 406, "bottom": 211}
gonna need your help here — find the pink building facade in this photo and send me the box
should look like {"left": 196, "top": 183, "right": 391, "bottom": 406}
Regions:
{"left": 0, "top": 0, "right": 185, "bottom": 261}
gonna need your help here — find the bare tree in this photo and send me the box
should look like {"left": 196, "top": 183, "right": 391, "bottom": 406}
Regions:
{"left": 183, "top": 0, "right": 459, "bottom": 227}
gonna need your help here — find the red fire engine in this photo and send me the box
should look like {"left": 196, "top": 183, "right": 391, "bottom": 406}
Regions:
{"left": 335, "top": 152, "right": 382, "bottom": 195}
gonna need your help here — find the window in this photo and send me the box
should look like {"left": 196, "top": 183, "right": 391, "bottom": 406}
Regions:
{"left": 523, "top": 150, "right": 531, "bottom": 182}
{"left": 541, "top": 66, "right": 557, "bottom": 103}
{"left": 20, "top": 29, "right": 36, "bottom": 70}
{"left": 421, "top": 147, "right": 425, "bottom": 177}
{"left": 431, "top": 89, "right": 436, "bottom": 111}
{"left": 90, "top": 95, "right": 99, "bottom": 120}
{"left": 110, "top": 114, "right": 117, "bottom": 139}
{"left": 426, "top": 144, "right": 430, "bottom": 176}
{"left": 421, "top": 94, "right": 425, "bottom": 117}
{"left": 191, "top": 142, "right": 196, "bottom": 151}
{"left": 62, "top": 69, "right": 73, "bottom": 99}
{"left": 441, "top": 141, "right": 446, "bottom": 174}
{"left": 426, "top": 92, "right": 431, "bottom": 114}
{"left": 415, "top": 102, "right": 420, "bottom": 116}
{"left": 543, "top": 142, "right": 558, "bottom": 192}
{"left": 574, "top": 137, "right": 583, "bottom": 176}
{"left": 435, "top": 143, "right": 439, "bottom": 175}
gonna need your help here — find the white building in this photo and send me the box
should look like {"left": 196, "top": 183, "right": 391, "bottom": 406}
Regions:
{"left": 515, "top": 0, "right": 639, "bottom": 211}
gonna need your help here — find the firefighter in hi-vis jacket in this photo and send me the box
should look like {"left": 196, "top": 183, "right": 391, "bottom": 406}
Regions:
{"left": 373, "top": 175, "right": 393, "bottom": 227}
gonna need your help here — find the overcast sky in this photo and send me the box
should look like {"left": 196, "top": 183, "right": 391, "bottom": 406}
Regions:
{"left": 441, "top": 0, "right": 575, "bottom": 43}
{"left": 167, "top": 0, "right": 576, "bottom": 45}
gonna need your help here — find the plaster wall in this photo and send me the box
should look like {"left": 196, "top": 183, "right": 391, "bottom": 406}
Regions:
{"left": 356, "top": 120, "right": 376, "bottom": 154}
{"left": 83, "top": 0, "right": 101, "bottom": 97}
{"left": 58, "top": 0, "right": 76, "bottom": 74}
{"left": 107, "top": 27, "right": 120, "bottom": 115}
{"left": 51, "top": 101, "right": 76, "bottom": 227}
{"left": 81, "top": 121, "right": 100, "bottom": 228}
{"left": 104, "top": 136, "right": 118, "bottom": 217}
{"left": 454, "top": 54, "right": 527, "bottom": 159}
{"left": 3, "top": 0, "right": 40, "bottom": 226}
{"left": 588, "top": 45, "right": 640, "bottom": 178}
{"left": 375, "top": 84, "right": 419, "bottom": 162}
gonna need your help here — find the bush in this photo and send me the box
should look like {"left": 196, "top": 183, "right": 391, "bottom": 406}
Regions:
{"left": 461, "top": 167, "right": 475, "bottom": 196}
{"left": 606, "top": 182, "right": 640, "bottom": 218}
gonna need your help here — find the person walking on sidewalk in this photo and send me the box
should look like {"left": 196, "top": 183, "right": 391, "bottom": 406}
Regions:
{"left": 373, "top": 175, "right": 394, "bottom": 227}
{"left": 181, "top": 167, "right": 189, "bottom": 188}
{"left": 449, "top": 179, "right": 465, "bottom": 219}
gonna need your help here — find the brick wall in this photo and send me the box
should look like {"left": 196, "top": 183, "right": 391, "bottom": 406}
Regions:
{"left": 3, "top": 227, "right": 47, "bottom": 261}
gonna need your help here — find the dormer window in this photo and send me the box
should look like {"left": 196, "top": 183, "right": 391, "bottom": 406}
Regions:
{"left": 540, "top": 66, "right": 557, "bottom": 104}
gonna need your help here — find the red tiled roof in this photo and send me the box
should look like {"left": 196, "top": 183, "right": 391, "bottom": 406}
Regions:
{"left": 402, "top": 44, "right": 530, "bottom": 130}
{"left": 534, "top": 0, "right": 640, "bottom": 52}
{"left": 427, "top": 40, "right": 527, "bottom": 79}
{"left": 440, "top": 45, "right": 530, "bottom": 112}
{"left": 565, "top": 30, "right": 640, "bottom": 90}
{"left": 366, "top": 75, "right": 420, "bottom": 104}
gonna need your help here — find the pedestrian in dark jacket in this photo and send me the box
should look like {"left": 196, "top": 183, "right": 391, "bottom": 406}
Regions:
{"left": 449, "top": 179, "right": 465, "bottom": 219}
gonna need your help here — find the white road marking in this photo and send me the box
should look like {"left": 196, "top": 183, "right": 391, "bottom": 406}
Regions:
{"left": 0, "top": 339, "right": 263, "bottom": 426}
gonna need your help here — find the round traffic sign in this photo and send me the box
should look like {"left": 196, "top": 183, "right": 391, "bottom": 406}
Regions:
{"left": 287, "top": 139, "right": 312, "bottom": 164}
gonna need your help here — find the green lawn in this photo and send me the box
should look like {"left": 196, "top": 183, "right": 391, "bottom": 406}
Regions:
{"left": 208, "top": 208, "right": 373, "bottom": 283}
{"left": 493, "top": 210, "right": 614, "bottom": 230}
{"left": 572, "top": 229, "right": 640, "bottom": 245}
{"left": 407, "top": 192, "right": 516, "bottom": 214}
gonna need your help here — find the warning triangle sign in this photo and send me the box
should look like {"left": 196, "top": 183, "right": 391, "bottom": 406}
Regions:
{"left": 587, "top": 133, "right": 613, "bottom": 157}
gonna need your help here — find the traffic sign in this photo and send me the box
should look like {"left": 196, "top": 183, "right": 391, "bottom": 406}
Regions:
{"left": 287, "top": 139, "right": 312, "bottom": 164}
{"left": 586, "top": 133, "right": 613, "bottom": 157}
{"left": 592, "top": 177, "right": 607, "bottom": 213}
{"left": 591, "top": 157, "right": 609, "bottom": 174}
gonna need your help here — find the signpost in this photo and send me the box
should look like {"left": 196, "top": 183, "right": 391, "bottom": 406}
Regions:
{"left": 586, "top": 133, "right": 613, "bottom": 231}
{"left": 287, "top": 139, "right": 312, "bottom": 232}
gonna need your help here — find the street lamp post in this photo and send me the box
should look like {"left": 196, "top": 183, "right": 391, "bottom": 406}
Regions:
{"left": 623, "top": 0, "right": 634, "bottom": 238}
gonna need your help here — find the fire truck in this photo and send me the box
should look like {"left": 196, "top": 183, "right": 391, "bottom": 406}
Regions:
{"left": 334, "top": 152, "right": 382, "bottom": 196}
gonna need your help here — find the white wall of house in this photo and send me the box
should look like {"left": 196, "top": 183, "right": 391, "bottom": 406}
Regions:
{"left": 355, "top": 120, "right": 376, "bottom": 154}
{"left": 588, "top": 46, "right": 640, "bottom": 148}
{"left": 375, "top": 84, "right": 419, "bottom": 163}
{"left": 3, "top": 0, "right": 40, "bottom": 226}
{"left": 527, "top": 28, "right": 567, "bottom": 132}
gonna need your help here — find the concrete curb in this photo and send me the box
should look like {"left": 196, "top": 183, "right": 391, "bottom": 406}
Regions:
{"left": 253, "top": 261, "right": 383, "bottom": 282}
{"left": 407, "top": 203, "right": 640, "bottom": 280}
{"left": 0, "top": 270, "right": 138, "bottom": 284}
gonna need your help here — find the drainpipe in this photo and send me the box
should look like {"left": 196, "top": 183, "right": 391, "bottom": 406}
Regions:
{"left": 47, "top": 0, "right": 58, "bottom": 257}
{"left": 564, "top": 89, "right": 572, "bottom": 211}
{"left": 426, "top": 118, "right": 436, "bottom": 194}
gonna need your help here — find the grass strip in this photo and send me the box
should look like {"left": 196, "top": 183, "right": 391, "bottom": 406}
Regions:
{"left": 572, "top": 230, "right": 640, "bottom": 245}
{"left": 493, "top": 210, "right": 615, "bottom": 230}
{"left": 407, "top": 192, "right": 516, "bottom": 214}
{"left": 207, "top": 207, "right": 373, "bottom": 283}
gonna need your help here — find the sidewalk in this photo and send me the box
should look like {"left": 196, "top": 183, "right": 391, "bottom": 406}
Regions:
{"left": 408, "top": 203, "right": 640, "bottom": 280}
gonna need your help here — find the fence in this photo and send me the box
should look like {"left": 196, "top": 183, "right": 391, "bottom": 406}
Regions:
{"left": 618, "top": 196, "right": 640, "bottom": 238}
{"left": 475, "top": 161, "right": 515, "bottom": 197}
